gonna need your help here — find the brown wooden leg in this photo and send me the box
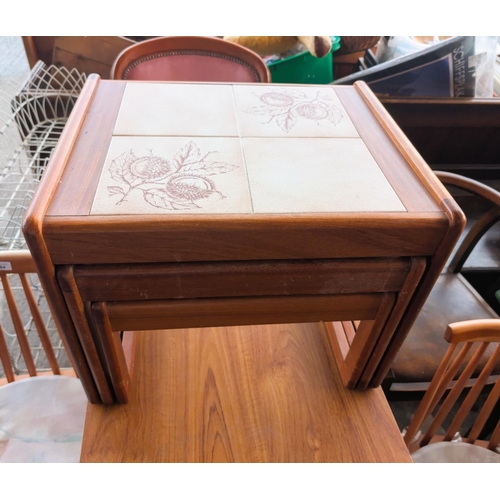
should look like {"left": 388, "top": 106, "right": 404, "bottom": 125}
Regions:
{"left": 357, "top": 257, "right": 427, "bottom": 389}
{"left": 369, "top": 198, "right": 465, "bottom": 387}
{"left": 122, "top": 331, "right": 138, "bottom": 379}
{"left": 325, "top": 292, "right": 396, "bottom": 388}
{"left": 21, "top": 77, "right": 102, "bottom": 404}
{"left": 91, "top": 302, "right": 131, "bottom": 404}
{"left": 57, "top": 266, "right": 114, "bottom": 404}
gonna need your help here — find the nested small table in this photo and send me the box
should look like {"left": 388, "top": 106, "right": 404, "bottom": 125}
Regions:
{"left": 23, "top": 76, "right": 464, "bottom": 404}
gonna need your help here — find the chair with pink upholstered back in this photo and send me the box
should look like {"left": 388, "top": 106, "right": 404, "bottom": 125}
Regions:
{"left": 111, "top": 36, "right": 270, "bottom": 83}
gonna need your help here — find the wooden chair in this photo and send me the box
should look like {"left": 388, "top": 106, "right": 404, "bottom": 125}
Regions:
{"left": 387, "top": 172, "right": 500, "bottom": 393}
{"left": 111, "top": 36, "right": 270, "bottom": 83}
{"left": 0, "top": 250, "right": 86, "bottom": 462}
{"left": 404, "top": 319, "right": 500, "bottom": 463}
{"left": 0, "top": 250, "right": 75, "bottom": 384}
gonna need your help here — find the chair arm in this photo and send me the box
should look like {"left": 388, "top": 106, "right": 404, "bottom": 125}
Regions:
{"left": 435, "top": 171, "right": 500, "bottom": 208}
{"left": 0, "top": 250, "right": 37, "bottom": 275}
{"left": 445, "top": 319, "right": 500, "bottom": 344}
{"left": 435, "top": 171, "right": 500, "bottom": 273}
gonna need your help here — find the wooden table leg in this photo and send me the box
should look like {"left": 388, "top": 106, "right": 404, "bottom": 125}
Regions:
{"left": 357, "top": 257, "right": 427, "bottom": 389}
{"left": 58, "top": 266, "right": 115, "bottom": 404}
{"left": 91, "top": 302, "right": 131, "bottom": 404}
{"left": 325, "top": 292, "right": 396, "bottom": 388}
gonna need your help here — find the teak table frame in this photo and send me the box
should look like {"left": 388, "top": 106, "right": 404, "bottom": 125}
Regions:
{"left": 23, "top": 76, "right": 464, "bottom": 404}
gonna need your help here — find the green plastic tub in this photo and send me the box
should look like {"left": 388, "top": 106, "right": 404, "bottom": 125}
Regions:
{"left": 268, "top": 36, "right": 341, "bottom": 84}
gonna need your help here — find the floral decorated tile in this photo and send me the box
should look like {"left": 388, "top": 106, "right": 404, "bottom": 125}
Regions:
{"left": 242, "top": 137, "right": 406, "bottom": 213}
{"left": 233, "top": 85, "right": 359, "bottom": 138}
{"left": 114, "top": 83, "right": 239, "bottom": 137}
{"left": 90, "top": 137, "right": 252, "bottom": 215}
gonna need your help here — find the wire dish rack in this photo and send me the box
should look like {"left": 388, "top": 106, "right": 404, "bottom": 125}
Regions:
{"left": 0, "top": 62, "right": 86, "bottom": 377}
{"left": 0, "top": 62, "right": 86, "bottom": 250}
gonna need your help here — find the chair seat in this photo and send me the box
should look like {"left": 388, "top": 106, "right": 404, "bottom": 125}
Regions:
{"left": 411, "top": 441, "right": 500, "bottom": 463}
{"left": 0, "top": 376, "right": 87, "bottom": 463}
{"left": 390, "top": 272, "right": 499, "bottom": 386}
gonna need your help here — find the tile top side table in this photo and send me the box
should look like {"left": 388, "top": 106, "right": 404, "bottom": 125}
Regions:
{"left": 23, "top": 76, "right": 465, "bottom": 404}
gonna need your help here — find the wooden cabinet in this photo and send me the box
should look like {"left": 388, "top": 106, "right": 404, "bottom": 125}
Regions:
{"left": 380, "top": 97, "right": 500, "bottom": 181}
{"left": 22, "top": 36, "right": 135, "bottom": 78}
{"left": 382, "top": 96, "right": 500, "bottom": 317}
{"left": 23, "top": 77, "right": 464, "bottom": 404}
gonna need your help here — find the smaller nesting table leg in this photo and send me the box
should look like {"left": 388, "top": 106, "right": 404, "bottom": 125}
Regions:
{"left": 325, "top": 292, "right": 396, "bottom": 388}
{"left": 91, "top": 302, "right": 131, "bottom": 404}
{"left": 57, "top": 266, "right": 115, "bottom": 404}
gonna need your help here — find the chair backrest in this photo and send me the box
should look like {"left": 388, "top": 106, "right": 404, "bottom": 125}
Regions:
{"left": 436, "top": 171, "right": 500, "bottom": 274}
{"left": 404, "top": 319, "right": 500, "bottom": 453}
{"left": 111, "top": 36, "right": 270, "bottom": 83}
{"left": 0, "top": 250, "right": 73, "bottom": 385}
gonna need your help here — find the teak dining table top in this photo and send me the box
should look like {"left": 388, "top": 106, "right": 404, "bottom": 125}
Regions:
{"left": 23, "top": 76, "right": 464, "bottom": 404}
{"left": 80, "top": 322, "right": 412, "bottom": 463}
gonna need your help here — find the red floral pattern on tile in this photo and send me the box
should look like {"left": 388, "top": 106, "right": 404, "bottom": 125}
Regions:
{"left": 244, "top": 89, "right": 343, "bottom": 132}
{"left": 107, "top": 142, "right": 239, "bottom": 210}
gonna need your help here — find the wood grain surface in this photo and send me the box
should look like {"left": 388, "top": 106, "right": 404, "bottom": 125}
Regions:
{"left": 80, "top": 322, "right": 412, "bottom": 462}
{"left": 46, "top": 80, "right": 126, "bottom": 216}
{"left": 53, "top": 36, "right": 134, "bottom": 78}
{"left": 57, "top": 266, "right": 114, "bottom": 404}
{"left": 43, "top": 212, "right": 448, "bottom": 265}
{"left": 22, "top": 75, "right": 104, "bottom": 403}
{"left": 335, "top": 86, "right": 440, "bottom": 213}
{"left": 98, "top": 292, "right": 389, "bottom": 402}
{"left": 105, "top": 293, "right": 383, "bottom": 332}
{"left": 25, "top": 79, "right": 464, "bottom": 402}
{"left": 72, "top": 257, "right": 412, "bottom": 302}
{"left": 357, "top": 257, "right": 427, "bottom": 388}
{"left": 380, "top": 97, "right": 500, "bottom": 167}
{"left": 370, "top": 202, "right": 465, "bottom": 386}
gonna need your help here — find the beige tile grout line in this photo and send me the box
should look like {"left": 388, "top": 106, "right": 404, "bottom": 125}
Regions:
{"left": 231, "top": 84, "right": 255, "bottom": 214}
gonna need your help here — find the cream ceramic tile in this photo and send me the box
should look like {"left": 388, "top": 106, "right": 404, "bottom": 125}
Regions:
{"left": 90, "top": 136, "right": 252, "bottom": 215}
{"left": 242, "top": 138, "right": 406, "bottom": 213}
{"left": 233, "top": 85, "right": 359, "bottom": 138}
{"left": 114, "top": 83, "right": 239, "bottom": 137}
